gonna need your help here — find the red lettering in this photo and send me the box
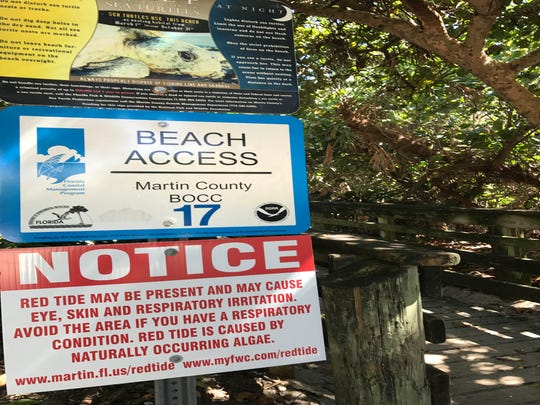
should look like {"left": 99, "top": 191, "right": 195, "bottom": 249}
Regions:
{"left": 30, "top": 310, "right": 58, "bottom": 322}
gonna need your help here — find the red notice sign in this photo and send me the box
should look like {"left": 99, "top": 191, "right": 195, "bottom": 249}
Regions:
{"left": 0, "top": 235, "right": 326, "bottom": 394}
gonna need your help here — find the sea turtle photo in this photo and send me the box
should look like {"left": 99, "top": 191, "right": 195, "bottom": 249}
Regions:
{"left": 71, "top": 24, "right": 237, "bottom": 82}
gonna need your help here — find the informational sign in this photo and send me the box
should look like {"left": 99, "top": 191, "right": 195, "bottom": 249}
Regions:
{"left": 0, "top": 235, "right": 326, "bottom": 395}
{"left": 0, "top": 106, "right": 310, "bottom": 242}
{"left": 0, "top": 0, "right": 299, "bottom": 114}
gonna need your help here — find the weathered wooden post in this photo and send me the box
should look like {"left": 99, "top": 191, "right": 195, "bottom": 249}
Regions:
{"left": 377, "top": 215, "right": 397, "bottom": 241}
{"left": 311, "top": 232, "right": 460, "bottom": 405}
{"left": 323, "top": 255, "right": 429, "bottom": 404}
{"left": 490, "top": 225, "right": 530, "bottom": 285}
{"left": 418, "top": 266, "right": 444, "bottom": 298}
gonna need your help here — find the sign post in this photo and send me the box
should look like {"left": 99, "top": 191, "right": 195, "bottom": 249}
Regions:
{"left": 155, "top": 377, "right": 197, "bottom": 405}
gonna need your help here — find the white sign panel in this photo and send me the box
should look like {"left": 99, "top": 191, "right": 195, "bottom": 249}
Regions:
{"left": 0, "top": 106, "right": 310, "bottom": 242}
{"left": 0, "top": 235, "right": 325, "bottom": 394}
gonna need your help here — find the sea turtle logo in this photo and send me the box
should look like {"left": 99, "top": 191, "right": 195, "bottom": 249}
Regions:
{"left": 36, "top": 127, "right": 85, "bottom": 184}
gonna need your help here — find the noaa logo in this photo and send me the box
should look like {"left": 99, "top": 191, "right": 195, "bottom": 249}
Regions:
{"left": 255, "top": 203, "right": 289, "bottom": 222}
{"left": 29, "top": 205, "right": 93, "bottom": 229}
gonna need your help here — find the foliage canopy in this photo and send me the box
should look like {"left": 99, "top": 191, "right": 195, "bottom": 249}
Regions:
{"left": 284, "top": 0, "right": 540, "bottom": 207}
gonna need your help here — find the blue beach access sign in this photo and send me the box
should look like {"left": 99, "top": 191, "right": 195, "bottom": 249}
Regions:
{"left": 0, "top": 106, "right": 310, "bottom": 243}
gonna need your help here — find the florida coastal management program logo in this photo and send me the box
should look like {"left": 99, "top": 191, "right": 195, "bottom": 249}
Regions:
{"left": 30, "top": 128, "right": 92, "bottom": 229}
{"left": 37, "top": 127, "right": 86, "bottom": 184}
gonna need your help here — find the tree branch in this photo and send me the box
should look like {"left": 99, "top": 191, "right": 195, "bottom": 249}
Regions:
{"left": 496, "top": 165, "right": 540, "bottom": 188}
{"left": 339, "top": 101, "right": 439, "bottom": 159}
{"left": 402, "top": 0, "right": 448, "bottom": 35}
{"left": 508, "top": 48, "right": 540, "bottom": 72}
{"left": 284, "top": 1, "right": 437, "bottom": 50}
{"left": 465, "top": 0, "right": 503, "bottom": 54}
{"left": 489, "top": 127, "right": 535, "bottom": 172}
{"left": 285, "top": 0, "right": 540, "bottom": 126}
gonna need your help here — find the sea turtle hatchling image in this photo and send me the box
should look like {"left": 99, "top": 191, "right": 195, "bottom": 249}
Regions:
{"left": 71, "top": 24, "right": 237, "bottom": 81}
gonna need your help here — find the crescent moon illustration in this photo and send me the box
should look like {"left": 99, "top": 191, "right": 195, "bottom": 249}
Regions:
{"left": 273, "top": 5, "right": 293, "bottom": 22}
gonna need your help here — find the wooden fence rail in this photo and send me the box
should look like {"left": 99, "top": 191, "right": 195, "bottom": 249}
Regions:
{"left": 310, "top": 202, "right": 540, "bottom": 301}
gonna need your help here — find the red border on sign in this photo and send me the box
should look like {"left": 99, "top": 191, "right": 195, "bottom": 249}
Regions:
{"left": 0, "top": 235, "right": 315, "bottom": 291}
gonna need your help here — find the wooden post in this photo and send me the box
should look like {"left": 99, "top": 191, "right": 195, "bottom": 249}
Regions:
{"left": 322, "top": 255, "right": 430, "bottom": 405}
{"left": 377, "top": 215, "right": 396, "bottom": 241}
{"left": 426, "top": 365, "right": 450, "bottom": 405}
{"left": 491, "top": 226, "right": 531, "bottom": 285}
{"left": 422, "top": 312, "right": 446, "bottom": 344}
{"left": 418, "top": 266, "right": 444, "bottom": 298}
